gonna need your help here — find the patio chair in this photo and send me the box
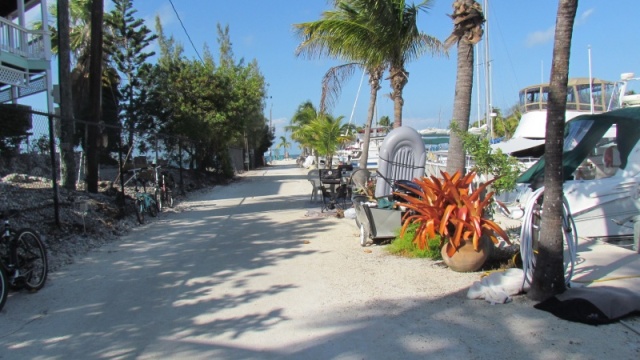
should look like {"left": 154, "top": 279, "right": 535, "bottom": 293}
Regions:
{"left": 307, "top": 169, "right": 321, "bottom": 202}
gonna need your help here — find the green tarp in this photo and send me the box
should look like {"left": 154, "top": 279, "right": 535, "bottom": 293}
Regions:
{"left": 517, "top": 107, "right": 640, "bottom": 184}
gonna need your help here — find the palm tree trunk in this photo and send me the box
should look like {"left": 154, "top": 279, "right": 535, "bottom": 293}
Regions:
{"left": 86, "top": 0, "right": 103, "bottom": 193}
{"left": 390, "top": 66, "right": 408, "bottom": 129}
{"left": 57, "top": 0, "right": 77, "bottom": 190}
{"left": 528, "top": 0, "right": 577, "bottom": 301}
{"left": 359, "top": 67, "right": 383, "bottom": 169}
{"left": 446, "top": 40, "right": 474, "bottom": 174}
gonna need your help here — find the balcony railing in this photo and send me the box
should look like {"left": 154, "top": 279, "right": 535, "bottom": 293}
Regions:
{"left": 0, "top": 16, "right": 47, "bottom": 60}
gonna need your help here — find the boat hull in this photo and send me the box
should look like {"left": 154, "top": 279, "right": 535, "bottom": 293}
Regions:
{"left": 564, "top": 176, "right": 640, "bottom": 238}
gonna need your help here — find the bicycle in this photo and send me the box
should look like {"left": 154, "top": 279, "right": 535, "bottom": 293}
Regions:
{"left": 0, "top": 209, "right": 48, "bottom": 311}
{"left": 152, "top": 165, "right": 175, "bottom": 212}
{"left": 126, "top": 168, "right": 158, "bottom": 224}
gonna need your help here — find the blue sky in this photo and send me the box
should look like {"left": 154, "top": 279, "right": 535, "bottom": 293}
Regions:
{"left": 24, "top": 0, "right": 640, "bottom": 152}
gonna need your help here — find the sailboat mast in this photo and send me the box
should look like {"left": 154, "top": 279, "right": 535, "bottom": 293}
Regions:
{"left": 483, "top": 0, "right": 493, "bottom": 139}
{"left": 347, "top": 69, "right": 366, "bottom": 136}
{"left": 475, "top": 44, "right": 482, "bottom": 126}
{"left": 588, "top": 45, "right": 595, "bottom": 114}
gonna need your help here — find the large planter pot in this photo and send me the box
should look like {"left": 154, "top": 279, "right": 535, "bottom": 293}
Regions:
{"left": 441, "top": 236, "right": 493, "bottom": 272}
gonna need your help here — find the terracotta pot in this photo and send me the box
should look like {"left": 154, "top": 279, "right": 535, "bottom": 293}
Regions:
{"left": 441, "top": 236, "right": 493, "bottom": 272}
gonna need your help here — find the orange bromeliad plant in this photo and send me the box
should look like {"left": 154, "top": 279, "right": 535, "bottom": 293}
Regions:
{"left": 394, "top": 171, "right": 511, "bottom": 258}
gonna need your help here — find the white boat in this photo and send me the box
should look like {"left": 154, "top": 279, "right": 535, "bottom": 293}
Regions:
{"left": 492, "top": 77, "right": 626, "bottom": 158}
{"left": 517, "top": 106, "right": 640, "bottom": 240}
{"left": 343, "top": 127, "right": 389, "bottom": 170}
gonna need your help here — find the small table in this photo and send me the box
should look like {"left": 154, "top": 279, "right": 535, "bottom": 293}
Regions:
{"left": 319, "top": 169, "right": 348, "bottom": 212}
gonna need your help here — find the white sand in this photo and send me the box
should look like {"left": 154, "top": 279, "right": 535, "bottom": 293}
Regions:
{"left": 0, "top": 160, "right": 638, "bottom": 359}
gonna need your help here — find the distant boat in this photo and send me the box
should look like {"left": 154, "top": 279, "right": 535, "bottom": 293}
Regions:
{"left": 347, "top": 127, "right": 449, "bottom": 171}
{"left": 491, "top": 77, "right": 624, "bottom": 158}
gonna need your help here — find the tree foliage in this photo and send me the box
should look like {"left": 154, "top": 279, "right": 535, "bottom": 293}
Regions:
{"left": 140, "top": 20, "right": 270, "bottom": 173}
{"left": 108, "top": 0, "right": 157, "bottom": 152}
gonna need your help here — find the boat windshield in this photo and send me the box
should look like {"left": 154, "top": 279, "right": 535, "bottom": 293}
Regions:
{"left": 563, "top": 119, "right": 595, "bottom": 152}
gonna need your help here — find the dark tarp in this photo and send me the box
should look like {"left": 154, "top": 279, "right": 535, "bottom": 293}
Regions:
{"left": 534, "top": 286, "right": 640, "bottom": 325}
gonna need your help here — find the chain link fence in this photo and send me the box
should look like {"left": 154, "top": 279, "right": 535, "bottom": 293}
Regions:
{"left": 0, "top": 106, "right": 247, "bottom": 227}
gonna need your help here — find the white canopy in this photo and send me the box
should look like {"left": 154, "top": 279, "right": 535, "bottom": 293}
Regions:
{"left": 491, "top": 138, "right": 545, "bottom": 155}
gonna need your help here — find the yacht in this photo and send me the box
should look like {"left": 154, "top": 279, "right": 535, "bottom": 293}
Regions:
{"left": 492, "top": 77, "right": 624, "bottom": 158}
{"left": 517, "top": 106, "right": 640, "bottom": 240}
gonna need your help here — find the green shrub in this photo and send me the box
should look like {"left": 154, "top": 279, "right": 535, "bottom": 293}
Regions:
{"left": 386, "top": 223, "right": 442, "bottom": 260}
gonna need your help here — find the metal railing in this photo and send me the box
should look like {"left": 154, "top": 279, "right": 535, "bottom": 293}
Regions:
{"left": 0, "top": 17, "right": 47, "bottom": 60}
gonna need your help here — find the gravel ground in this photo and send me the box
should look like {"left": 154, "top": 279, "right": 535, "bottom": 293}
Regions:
{"left": 0, "top": 166, "right": 230, "bottom": 273}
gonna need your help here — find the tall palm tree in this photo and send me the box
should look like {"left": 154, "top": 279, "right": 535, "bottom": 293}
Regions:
{"left": 295, "top": 1, "right": 385, "bottom": 170}
{"left": 50, "top": 0, "right": 119, "bottom": 120}
{"left": 528, "top": 0, "right": 578, "bottom": 301}
{"left": 295, "top": 0, "right": 442, "bottom": 168}
{"left": 57, "top": 0, "right": 76, "bottom": 190}
{"left": 319, "top": 63, "right": 385, "bottom": 169}
{"left": 42, "top": 0, "right": 120, "bottom": 154}
{"left": 86, "top": 0, "right": 104, "bottom": 193}
{"left": 376, "top": 0, "right": 443, "bottom": 129}
{"left": 444, "top": 0, "right": 485, "bottom": 174}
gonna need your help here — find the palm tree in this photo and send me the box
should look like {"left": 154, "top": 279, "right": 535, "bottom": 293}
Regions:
{"left": 86, "top": 0, "right": 104, "bottom": 193}
{"left": 376, "top": 0, "right": 444, "bottom": 129}
{"left": 306, "top": 114, "right": 351, "bottom": 169}
{"left": 56, "top": 0, "right": 77, "bottom": 190}
{"left": 294, "top": 1, "right": 385, "bottom": 170}
{"left": 528, "top": 0, "right": 578, "bottom": 301}
{"left": 444, "top": 0, "right": 485, "bottom": 174}
{"left": 378, "top": 115, "right": 392, "bottom": 130}
{"left": 286, "top": 101, "right": 318, "bottom": 157}
{"left": 294, "top": 0, "right": 442, "bottom": 168}
{"left": 276, "top": 135, "right": 291, "bottom": 159}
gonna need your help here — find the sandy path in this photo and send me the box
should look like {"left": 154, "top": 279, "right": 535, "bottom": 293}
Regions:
{"left": 0, "top": 161, "right": 638, "bottom": 359}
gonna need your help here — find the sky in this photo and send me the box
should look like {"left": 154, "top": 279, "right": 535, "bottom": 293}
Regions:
{"left": 22, "top": 0, "right": 640, "bottom": 154}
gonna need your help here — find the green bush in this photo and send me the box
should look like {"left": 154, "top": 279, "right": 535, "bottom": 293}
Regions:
{"left": 386, "top": 223, "right": 442, "bottom": 260}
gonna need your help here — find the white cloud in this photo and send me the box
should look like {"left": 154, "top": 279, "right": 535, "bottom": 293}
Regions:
{"left": 144, "top": 3, "right": 177, "bottom": 30}
{"left": 575, "top": 8, "right": 594, "bottom": 26}
{"left": 525, "top": 8, "right": 594, "bottom": 47}
{"left": 526, "top": 26, "right": 555, "bottom": 47}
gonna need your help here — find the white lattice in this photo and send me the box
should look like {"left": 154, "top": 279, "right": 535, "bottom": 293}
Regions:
{"left": 0, "top": 65, "right": 28, "bottom": 87}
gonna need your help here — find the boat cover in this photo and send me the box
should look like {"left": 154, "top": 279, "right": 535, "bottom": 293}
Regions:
{"left": 491, "top": 137, "right": 545, "bottom": 155}
{"left": 375, "top": 127, "right": 426, "bottom": 198}
{"left": 517, "top": 107, "right": 640, "bottom": 184}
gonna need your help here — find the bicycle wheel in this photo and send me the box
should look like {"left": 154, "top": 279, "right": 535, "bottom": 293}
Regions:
{"left": 0, "top": 265, "right": 7, "bottom": 311}
{"left": 148, "top": 196, "right": 158, "bottom": 217}
{"left": 15, "top": 229, "right": 48, "bottom": 291}
{"left": 135, "top": 198, "right": 145, "bottom": 224}
{"left": 155, "top": 189, "right": 163, "bottom": 212}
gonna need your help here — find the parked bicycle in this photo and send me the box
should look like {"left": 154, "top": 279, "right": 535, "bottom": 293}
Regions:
{"left": 0, "top": 209, "right": 48, "bottom": 311}
{"left": 0, "top": 261, "right": 6, "bottom": 311}
{"left": 152, "top": 165, "right": 175, "bottom": 212}
{"left": 126, "top": 168, "right": 158, "bottom": 224}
